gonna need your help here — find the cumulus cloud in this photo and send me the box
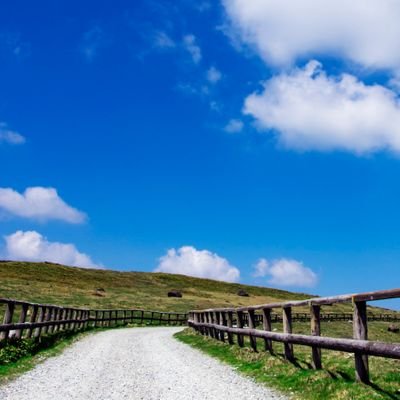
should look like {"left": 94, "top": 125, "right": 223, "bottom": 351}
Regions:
{"left": 244, "top": 61, "right": 400, "bottom": 154}
{"left": 4, "top": 230, "right": 102, "bottom": 269}
{"left": 222, "top": 0, "right": 400, "bottom": 70}
{"left": 0, "top": 123, "right": 25, "bottom": 145}
{"left": 253, "top": 258, "right": 317, "bottom": 287}
{"left": 252, "top": 258, "right": 269, "bottom": 277}
{"left": 0, "top": 187, "right": 86, "bottom": 223}
{"left": 155, "top": 246, "right": 240, "bottom": 282}
{"left": 224, "top": 119, "right": 244, "bottom": 133}
{"left": 182, "top": 34, "right": 202, "bottom": 64}
{"left": 206, "top": 66, "right": 222, "bottom": 84}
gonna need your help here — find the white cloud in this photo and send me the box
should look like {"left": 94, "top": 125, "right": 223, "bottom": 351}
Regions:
{"left": 222, "top": 0, "right": 400, "bottom": 71}
{"left": 4, "top": 230, "right": 102, "bottom": 269}
{"left": 244, "top": 61, "right": 400, "bottom": 154}
{"left": 253, "top": 257, "right": 317, "bottom": 287}
{"left": 0, "top": 123, "right": 25, "bottom": 145}
{"left": 206, "top": 66, "right": 222, "bottom": 84}
{"left": 0, "top": 187, "right": 86, "bottom": 223}
{"left": 155, "top": 245, "right": 240, "bottom": 282}
{"left": 183, "top": 34, "right": 202, "bottom": 64}
{"left": 252, "top": 258, "right": 269, "bottom": 277}
{"left": 153, "top": 31, "right": 176, "bottom": 49}
{"left": 224, "top": 118, "right": 244, "bottom": 133}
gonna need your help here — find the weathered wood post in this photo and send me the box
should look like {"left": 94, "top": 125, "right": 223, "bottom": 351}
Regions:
{"left": 236, "top": 310, "right": 245, "bottom": 347}
{"left": 78, "top": 309, "right": 84, "bottom": 329}
{"left": 262, "top": 308, "right": 273, "bottom": 354}
{"left": 52, "top": 308, "right": 60, "bottom": 333}
{"left": 353, "top": 300, "right": 369, "bottom": 383}
{"left": 0, "top": 301, "right": 15, "bottom": 340}
{"left": 27, "top": 304, "right": 39, "bottom": 338}
{"left": 64, "top": 308, "right": 71, "bottom": 330}
{"left": 248, "top": 310, "right": 257, "bottom": 352}
{"left": 283, "top": 306, "right": 294, "bottom": 361}
{"left": 226, "top": 311, "right": 234, "bottom": 344}
{"left": 212, "top": 311, "right": 220, "bottom": 340}
{"left": 208, "top": 312, "right": 214, "bottom": 337}
{"left": 59, "top": 308, "right": 67, "bottom": 330}
{"left": 193, "top": 312, "right": 199, "bottom": 332}
{"left": 42, "top": 306, "right": 52, "bottom": 334}
{"left": 34, "top": 306, "right": 46, "bottom": 339}
{"left": 15, "top": 303, "right": 29, "bottom": 339}
{"left": 94, "top": 310, "right": 99, "bottom": 328}
{"left": 218, "top": 312, "right": 225, "bottom": 342}
{"left": 200, "top": 313, "right": 206, "bottom": 335}
{"left": 310, "top": 303, "right": 322, "bottom": 369}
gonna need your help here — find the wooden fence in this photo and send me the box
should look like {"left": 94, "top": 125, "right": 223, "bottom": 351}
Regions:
{"left": 0, "top": 297, "right": 187, "bottom": 342}
{"left": 188, "top": 288, "right": 400, "bottom": 384}
{"left": 250, "top": 312, "right": 400, "bottom": 325}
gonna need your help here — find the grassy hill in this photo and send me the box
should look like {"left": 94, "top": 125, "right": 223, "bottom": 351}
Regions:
{"left": 0, "top": 261, "right": 315, "bottom": 313}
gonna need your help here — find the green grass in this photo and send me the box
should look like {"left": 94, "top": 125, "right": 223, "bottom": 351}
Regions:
{"left": 1, "top": 261, "right": 395, "bottom": 315}
{"left": 0, "top": 261, "right": 316, "bottom": 313}
{"left": 175, "top": 327, "right": 400, "bottom": 400}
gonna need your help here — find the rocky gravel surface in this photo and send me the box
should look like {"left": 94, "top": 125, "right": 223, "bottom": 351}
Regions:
{"left": 0, "top": 327, "right": 288, "bottom": 400}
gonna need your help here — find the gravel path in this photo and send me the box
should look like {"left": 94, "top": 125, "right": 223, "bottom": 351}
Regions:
{"left": 0, "top": 327, "right": 288, "bottom": 400}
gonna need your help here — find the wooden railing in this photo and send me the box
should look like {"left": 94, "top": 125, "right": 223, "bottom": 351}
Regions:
{"left": 0, "top": 298, "right": 187, "bottom": 342}
{"left": 188, "top": 288, "right": 400, "bottom": 384}
{"left": 249, "top": 312, "right": 400, "bottom": 324}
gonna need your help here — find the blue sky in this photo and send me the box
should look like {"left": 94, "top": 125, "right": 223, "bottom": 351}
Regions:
{"left": 1, "top": 0, "right": 400, "bottom": 306}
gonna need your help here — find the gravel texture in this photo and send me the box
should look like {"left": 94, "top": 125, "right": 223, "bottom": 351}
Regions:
{"left": 0, "top": 327, "right": 288, "bottom": 400}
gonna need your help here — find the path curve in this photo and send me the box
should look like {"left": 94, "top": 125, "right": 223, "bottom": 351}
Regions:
{"left": 0, "top": 327, "right": 287, "bottom": 400}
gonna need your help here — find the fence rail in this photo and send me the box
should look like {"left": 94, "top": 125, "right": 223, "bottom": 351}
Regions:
{"left": 188, "top": 288, "right": 400, "bottom": 384}
{"left": 0, "top": 297, "right": 187, "bottom": 342}
{"left": 250, "top": 312, "right": 400, "bottom": 325}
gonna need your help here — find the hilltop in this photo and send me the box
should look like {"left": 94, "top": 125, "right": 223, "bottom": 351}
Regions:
{"left": 0, "top": 261, "right": 314, "bottom": 312}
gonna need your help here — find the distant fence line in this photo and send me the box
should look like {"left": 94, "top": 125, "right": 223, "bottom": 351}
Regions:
{"left": 188, "top": 288, "right": 400, "bottom": 385}
{"left": 0, "top": 297, "right": 187, "bottom": 342}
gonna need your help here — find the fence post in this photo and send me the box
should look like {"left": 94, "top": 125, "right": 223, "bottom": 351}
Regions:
{"left": 226, "top": 311, "right": 234, "bottom": 344}
{"left": 248, "top": 310, "right": 257, "bottom": 352}
{"left": 15, "top": 303, "right": 29, "bottom": 339}
{"left": 43, "top": 307, "right": 52, "bottom": 334}
{"left": 262, "top": 308, "right": 273, "bottom": 354}
{"left": 218, "top": 312, "right": 225, "bottom": 342}
{"left": 0, "top": 301, "right": 15, "bottom": 340}
{"left": 34, "top": 306, "right": 46, "bottom": 339}
{"left": 236, "top": 311, "right": 245, "bottom": 347}
{"left": 200, "top": 313, "right": 206, "bottom": 335}
{"left": 353, "top": 300, "right": 369, "bottom": 383}
{"left": 53, "top": 308, "right": 60, "bottom": 333}
{"left": 283, "top": 306, "right": 294, "bottom": 361}
{"left": 27, "top": 304, "right": 39, "bottom": 338}
{"left": 310, "top": 303, "right": 322, "bottom": 369}
{"left": 208, "top": 312, "right": 214, "bottom": 337}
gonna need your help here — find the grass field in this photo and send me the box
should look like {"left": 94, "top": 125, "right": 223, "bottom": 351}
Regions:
{"left": 0, "top": 260, "right": 316, "bottom": 312}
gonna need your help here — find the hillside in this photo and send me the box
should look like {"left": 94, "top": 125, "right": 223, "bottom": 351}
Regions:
{"left": 0, "top": 261, "right": 315, "bottom": 313}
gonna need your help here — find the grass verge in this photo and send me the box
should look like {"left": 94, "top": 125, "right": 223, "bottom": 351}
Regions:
{"left": 175, "top": 327, "right": 400, "bottom": 400}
